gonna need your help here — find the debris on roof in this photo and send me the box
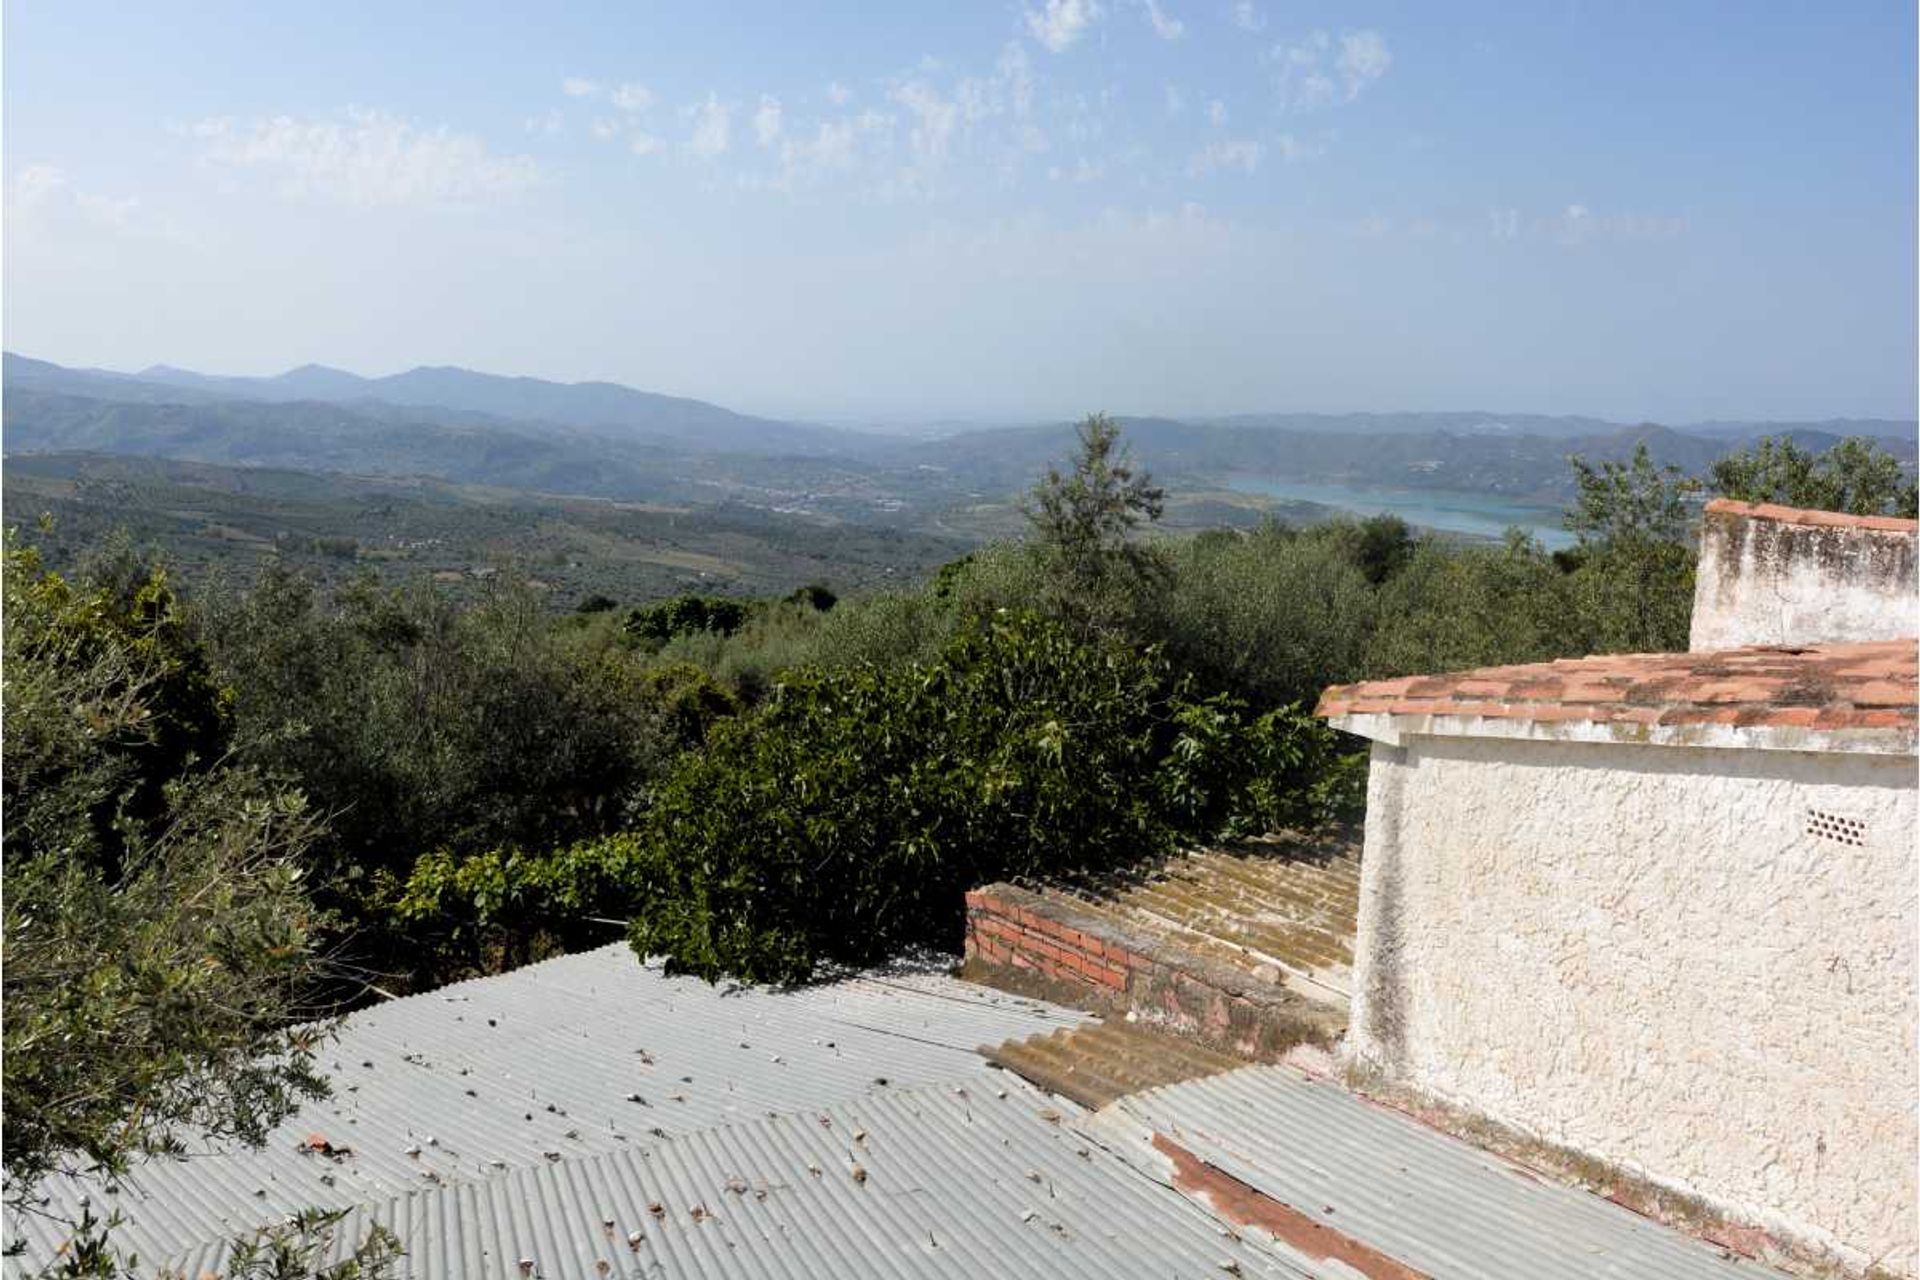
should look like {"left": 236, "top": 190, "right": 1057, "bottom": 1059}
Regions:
{"left": 9, "top": 945, "right": 1089, "bottom": 1272}
{"left": 163, "top": 1074, "right": 1308, "bottom": 1280}
{"left": 1090, "top": 1064, "right": 1766, "bottom": 1279}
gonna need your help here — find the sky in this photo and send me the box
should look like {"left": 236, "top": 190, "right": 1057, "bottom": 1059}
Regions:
{"left": 4, "top": 1, "right": 1915, "bottom": 424}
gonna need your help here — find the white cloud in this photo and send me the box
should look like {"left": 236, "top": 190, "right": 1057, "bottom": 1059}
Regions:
{"left": 1231, "top": 2, "right": 1265, "bottom": 33}
{"left": 611, "top": 82, "right": 656, "bottom": 113}
{"left": 889, "top": 80, "right": 960, "bottom": 167}
{"left": 685, "top": 95, "right": 732, "bottom": 159}
{"left": 561, "top": 77, "right": 600, "bottom": 99}
{"left": 1336, "top": 30, "right": 1392, "bottom": 101}
{"left": 753, "top": 95, "right": 784, "bottom": 148}
{"left": 1143, "top": 0, "right": 1184, "bottom": 39}
{"left": 12, "top": 163, "right": 70, "bottom": 210}
{"left": 192, "top": 109, "right": 542, "bottom": 206}
{"left": 1268, "top": 29, "right": 1389, "bottom": 111}
{"left": 1188, "top": 138, "right": 1261, "bottom": 175}
{"left": 1025, "top": 0, "right": 1102, "bottom": 53}
{"left": 630, "top": 131, "right": 664, "bottom": 157}
{"left": 8, "top": 163, "right": 144, "bottom": 231}
{"left": 1164, "top": 84, "right": 1186, "bottom": 115}
{"left": 1207, "top": 99, "right": 1228, "bottom": 127}
{"left": 590, "top": 117, "right": 622, "bottom": 141}
{"left": 827, "top": 81, "right": 853, "bottom": 106}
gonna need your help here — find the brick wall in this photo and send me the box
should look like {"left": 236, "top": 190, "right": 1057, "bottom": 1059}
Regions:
{"left": 964, "top": 884, "right": 1343, "bottom": 1058}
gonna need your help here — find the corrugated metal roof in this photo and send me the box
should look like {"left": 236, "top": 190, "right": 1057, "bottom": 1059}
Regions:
{"left": 1094, "top": 1063, "right": 1766, "bottom": 1279}
{"left": 164, "top": 1073, "right": 1312, "bottom": 1280}
{"left": 10, "top": 945, "right": 1090, "bottom": 1273}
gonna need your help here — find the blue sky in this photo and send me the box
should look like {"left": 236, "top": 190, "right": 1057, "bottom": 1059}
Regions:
{"left": 5, "top": 1, "right": 1914, "bottom": 423}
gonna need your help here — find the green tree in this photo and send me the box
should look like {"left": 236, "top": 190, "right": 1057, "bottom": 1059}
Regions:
{"left": 1, "top": 539, "right": 331, "bottom": 1224}
{"left": 1564, "top": 443, "right": 1699, "bottom": 653}
{"left": 1023, "top": 413, "right": 1167, "bottom": 637}
{"left": 1708, "top": 435, "right": 1918, "bottom": 518}
{"left": 400, "top": 611, "right": 1354, "bottom": 986}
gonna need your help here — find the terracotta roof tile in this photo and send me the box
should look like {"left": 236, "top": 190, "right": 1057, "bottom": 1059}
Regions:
{"left": 1703, "top": 497, "right": 1920, "bottom": 534}
{"left": 1316, "top": 639, "right": 1917, "bottom": 735}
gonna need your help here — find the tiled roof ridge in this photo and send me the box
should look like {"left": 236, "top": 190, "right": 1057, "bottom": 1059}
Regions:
{"left": 1316, "top": 638, "right": 1917, "bottom": 736}
{"left": 1703, "top": 497, "right": 1919, "bottom": 534}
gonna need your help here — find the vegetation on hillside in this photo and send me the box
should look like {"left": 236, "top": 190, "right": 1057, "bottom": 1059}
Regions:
{"left": 2, "top": 422, "right": 1908, "bottom": 1270}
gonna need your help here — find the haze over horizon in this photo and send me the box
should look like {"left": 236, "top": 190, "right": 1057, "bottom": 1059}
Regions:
{"left": 5, "top": 2, "right": 1915, "bottom": 425}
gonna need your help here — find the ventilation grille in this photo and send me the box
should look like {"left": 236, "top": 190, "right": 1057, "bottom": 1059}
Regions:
{"left": 1806, "top": 809, "right": 1868, "bottom": 847}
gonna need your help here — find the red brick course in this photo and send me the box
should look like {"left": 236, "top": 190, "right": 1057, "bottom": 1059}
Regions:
{"left": 963, "top": 884, "right": 1344, "bottom": 1058}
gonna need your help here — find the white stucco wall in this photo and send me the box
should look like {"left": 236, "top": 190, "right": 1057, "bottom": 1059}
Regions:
{"left": 1690, "top": 506, "right": 1918, "bottom": 651}
{"left": 1347, "top": 735, "right": 1918, "bottom": 1275}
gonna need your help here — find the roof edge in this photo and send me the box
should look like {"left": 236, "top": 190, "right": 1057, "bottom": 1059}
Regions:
{"left": 1326, "top": 710, "right": 1917, "bottom": 757}
{"left": 1702, "top": 497, "right": 1919, "bottom": 534}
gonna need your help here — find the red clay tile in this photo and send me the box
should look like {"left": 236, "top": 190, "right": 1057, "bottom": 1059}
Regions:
{"left": 1313, "top": 639, "right": 1915, "bottom": 738}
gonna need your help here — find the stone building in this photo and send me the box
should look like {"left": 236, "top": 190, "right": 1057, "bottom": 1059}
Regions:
{"left": 1317, "top": 499, "right": 1919, "bottom": 1276}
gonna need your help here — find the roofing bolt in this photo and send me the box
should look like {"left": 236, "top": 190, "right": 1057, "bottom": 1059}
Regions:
{"left": 850, "top": 1164, "right": 868, "bottom": 1185}
{"left": 852, "top": 1129, "right": 867, "bottom": 1145}
{"left": 625, "top": 1093, "right": 648, "bottom": 1105}
{"left": 647, "top": 1202, "right": 666, "bottom": 1218}
{"left": 517, "top": 1259, "right": 534, "bottom": 1276}
{"left": 596, "top": 1262, "right": 611, "bottom": 1277}
{"left": 724, "top": 1177, "right": 748, "bottom": 1195}
{"left": 627, "top": 1230, "right": 645, "bottom": 1250}
{"left": 689, "top": 1204, "right": 710, "bottom": 1223}
{"left": 1026, "top": 1170, "right": 1042, "bottom": 1183}
{"left": 872, "top": 1077, "right": 889, "bottom": 1087}
{"left": 403, "top": 1144, "right": 421, "bottom": 1158}
{"left": 1020, "top": 1210, "right": 1037, "bottom": 1223}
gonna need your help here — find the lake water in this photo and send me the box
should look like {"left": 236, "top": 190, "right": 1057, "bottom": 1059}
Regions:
{"left": 1224, "top": 475, "right": 1576, "bottom": 550}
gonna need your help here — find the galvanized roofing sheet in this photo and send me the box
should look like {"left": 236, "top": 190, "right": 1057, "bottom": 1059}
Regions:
{"left": 163, "top": 1072, "right": 1313, "bottom": 1280}
{"left": 1096, "top": 1063, "right": 1765, "bottom": 1279}
{"left": 10, "top": 944, "right": 1090, "bottom": 1273}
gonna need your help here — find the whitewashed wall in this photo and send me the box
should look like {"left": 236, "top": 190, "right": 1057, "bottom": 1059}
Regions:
{"left": 1348, "top": 735, "right": 1918, "bottom": 1275}
{"left": 1690, "top": 505, "right": 1917, "bottom": 651}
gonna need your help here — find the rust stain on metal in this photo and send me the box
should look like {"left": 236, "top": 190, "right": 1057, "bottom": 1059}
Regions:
{"left": 1150, "top": 1133, "right": 1431, "bottom": 1280}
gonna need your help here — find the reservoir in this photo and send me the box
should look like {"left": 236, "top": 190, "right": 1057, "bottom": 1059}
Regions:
{"left": 1224, "top": 475, "right": 1576, "bottom": 550}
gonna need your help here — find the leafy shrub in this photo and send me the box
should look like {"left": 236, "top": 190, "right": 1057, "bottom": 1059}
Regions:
{"left": 1709, "top": 435, "right": 1917, "bottom": 518}
{"left": 625, "top": 593, "right": 750, "bottom": 644}
{"left": 401, "top": 610, "right": 1356, "bottom": 986}
{"left": 1150, "top": 521, "right": 1378, "bottom": 707}
{"left": 2, "top": 538, "right": 330, "bottom": 1205}
{"left": 199, "top": 567, "right": 686, "bottom": 990}
{"left": 1366, "top": 532, "right": 1581, "bottom": 677}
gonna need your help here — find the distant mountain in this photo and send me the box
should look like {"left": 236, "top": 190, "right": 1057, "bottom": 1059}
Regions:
{"left": 7, "top": 353, "right": 1911, "bottom": 514}
{"left": 1196, "top": 411, "right": 1628, "bottom": 441}
{"left": 1676, "top": 418, "right": 1916, "bottom": 443}
{"left": 1197, "top": 410, "right": 1917, "bottom": 445}
{"left": 10, "top": 354, "right": 858, "bottom": 455}
{"left": 903, "top": 415, "right": 1916, "bottom": 502}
